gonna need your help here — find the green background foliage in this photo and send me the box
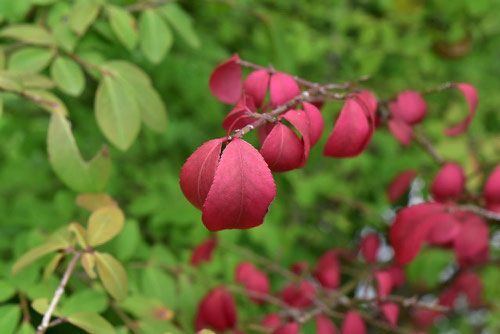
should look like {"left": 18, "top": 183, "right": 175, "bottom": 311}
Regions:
{"left": 0, "top": 0, "right": 499, "bottom": 333}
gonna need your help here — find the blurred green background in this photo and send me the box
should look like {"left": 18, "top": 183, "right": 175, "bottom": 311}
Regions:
{"left": 0, "top": 0, "right": 499, "bottom": 333}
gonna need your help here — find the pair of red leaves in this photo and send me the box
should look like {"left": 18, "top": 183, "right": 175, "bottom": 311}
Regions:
{"left": 190, "top": 236, "right": 218, "bottom": 266}
{"left": 388, "top": 84, "right": 478, "bottom": 146}
{"left": 195, "top": 287, "right": 237, "bottom": 331}
{"left": 281, "top": 281, "right": 316, "bottom": 308}
{"left": 209, "top": 54, "right": 300, "bottom": 107}
{"left": 390, "top": 203, "right": 489, "bottom": 266}
{"left": 235, "top": 262, "right": 270, "bottom": 303}
{"left": 180, "top": 138, "right": 276, "bottom": 231}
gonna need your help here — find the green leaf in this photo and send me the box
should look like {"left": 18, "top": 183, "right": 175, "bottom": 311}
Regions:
{"left": 15, "top": 73, "right": 54, "bottom": 89}
{"left": 42, "top": 252, "right": 64, "bottom": 282}
{"left": 95, "top": 252, "right": 128, "bottom": 301}
{"left": 132, "top": 80, "right": 168, "bottom": 133}
{"left": 8, "top": 47, "right": 54, "bottom": 73}
{"left": 0, "top": 305, "right": 21, "bottom": 334}
{"left": 50, "top": 56, "right": 85, "bottom": 96}
{"left": 47, "top": 111, "right": 112, "bottom": 192}
{"left": 24, "top": 89, "right": 68, "bottom": 116}
{"left": 62, "top": 289, "right": 107, "bottom": 315}
{"left": 52, "top": 22, "right": 78, "bottom": 53}
{"left": 81, "top": 253, "right": 97, "bottom": 279}
{"left": 68, "top": 222, "right": 88, "bottom": 248}
{"left": 76, "top": 193, "right": 116, "bottom": 212}
{"left": 16, "top": 322, "right": 36, "bottom": 334}
{"left": 87, "top": 205, "right": 124, "bottom": 247}
{"left": 0, "top": 70, "right": 22, "bottom": 91}
{"left": 106, "top": 5, "right": 138, "bottom": 50}
{"left": 0, "top": 279, "right": 16, "bottom": 302}
{"left": 69, "top": 0, "right": 102, "bottom": 36}
{"left": 120, "top": 295, "right": 167, "bottom": 319}
{"left": 0, "top": 24, "right": 55, "bottom": 46}
{"left": 31, "top": 298, "right": 50, "bottom": 315}
{"left": 139, "top": 10, "right": 173, "bottom": 64}
{"left": 67, "top": 311, "right": 115, "bottom": 334}
{"left": 0, "top": 49, "right": 5, "bottom": 68}
{"left": 95, "top": 75, "right": 141, "bottom": 151}
{"left": 101, "top": 60, "right": 151, "bottom": 85}
{"left": 141, "top": 267, "right": 177, "bottom": 310}
{"left": 111, "top": 219, "right": 140, "bottom": 261}
{"left": 480, "top": 265, "right": 500, "bottom": 304}
{"left": 406, "top": 248, "right": 454, "bottom": 289}
{"left": 11, "top": 236, "right": 70, "bottom": 275}
{"left": 159, "top": 3, "right": 200, "bottom": 48}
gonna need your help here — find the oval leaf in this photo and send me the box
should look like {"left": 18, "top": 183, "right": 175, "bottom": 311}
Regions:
{"left": 87, "top": 205, "right": 125, "bottom": 247}
{"left": 50, "top": 56, "right": 85, "bottom": 96}
{"left": 139, "top": 9, "right": 173, "bottom": 64}
{"left": 260, "top": 122, "right": 304, "bottom": 172}
{"left": 67, "top": 311, "right": 115, "bottom": 334}
{"left": 95, "top": 252, "right": 128, "bottom": 301}
{"left": 107, "top": 5, "right": 138, "bottom": 50}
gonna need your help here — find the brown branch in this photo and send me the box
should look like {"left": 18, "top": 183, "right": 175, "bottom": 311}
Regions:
{"left": 19, "top": 292, "right": 30, "bottom": 323}
{"left": 413, "top": 127, "right": 445, "bottom": 165}
{"left": 125, "top": 0, "right": 176, "bottom": 12}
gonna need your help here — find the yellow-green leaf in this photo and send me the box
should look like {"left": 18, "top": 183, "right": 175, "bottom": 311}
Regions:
{"left": 0, "top": 24, "right": 55, "bottom": 46}
{"left": 107, "top": 5, "right": 138, "bottom": 50}
{"left": 87, "top": 205, "right": 124, "bottom": 247}
{"left": 81, "top": 253, "right": 97, "bottom": 279}
{"left": 69, "top": 0, "right": 102, "bottom": 36}
{"left": 159, "top": 3, "right": 200, "bottom": 48}
{"left": 68, "top": 222, "right": 88, "bottom": 248}
{"left": 43, "top": 253, "right": 64, "bottom": 282}
{"left": 76, "top": 193, "right": 116, "bottom": 212}
{"left": 50, "top": 56, "right": 85, "bottom": 96}
{"left": 0, "top": 71, "right": 22, "bottom": 91}
{"left": 24, "top": 89, "right": 68, "bottom": 116}
{"left": 139, "top": 10, "right": 172, "bottom": 64}
{"left": 47, "top": 111, "right": 112, "bottom": 192}
{"left": 11, "top": 237, "right": 69, "bottom": 275}
{"left": 31, "top": 298, "right": 50, "bottom": 315}
{"left": 95, "top": 75, "right": 141, "bottom": 151}
{"left": 95, "top": 252, "right": 128, "bottom": 301}
{"left": 8, "top": 47, "right": 54, "bottom": 73}
{"left": 101, "top": 60, "right": 151, "bottom": 86}
{"left": 0, "top": 304, "right": 21, "bottom": 334}
{"left": 67, "top": 311, "right": 115, "bottom": 334}
{"left": 15, "top": 73, "right": 54, "bottom": 89}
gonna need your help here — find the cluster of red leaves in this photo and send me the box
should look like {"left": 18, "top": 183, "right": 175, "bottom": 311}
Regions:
{"left": 387, "top": 84, "right": 478, "bottom": 146}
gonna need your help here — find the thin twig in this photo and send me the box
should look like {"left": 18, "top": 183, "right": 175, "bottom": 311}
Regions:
{"left": 457, "top": 204, "right": 500, "bottom": 221}
{"left": 110, "top": 300, "right": 141, "bottom": 334}
{"left": 37, "top": 252, "right": 81, "bottom": 334}
{"left": 413, "top": 127, "right": 445, "bottom": 165}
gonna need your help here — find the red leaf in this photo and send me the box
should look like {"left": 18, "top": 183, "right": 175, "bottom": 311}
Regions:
{"left": 291, "top": 261, "right": 309, "bottom": 275}
{"left": 316, "top": 314, "right": 337, "bottom": 334}
{"left": 341, "top": 311, "right": 366, "bottom": 334}
{"left": 484, "top": 164, "right": 500, "bottom": 212}
{"left": 282, "top": 109, "right": 312, "bottom": 164}
{"left": 263, "top": 313, "right": 281, "bottom": 328}
{"left": 222, "top": 95, "right": 256, "bottom": 134}
{"left": 190, "top": 236, "right": 218, "bottom": 266}
{"left": 260, "top": 123, "right": 304, "bottom": 172}
{"left": 209, "top": 54, "right": 242, "bottom": 104}
{"left": 388, "top": 117, "right": 413, "bottom": 146}
{"left": 234, "top": 262, "right": 270, "bottom": 304}
{"left": 374, "top": 270, "right": 393, "bottom": 298}
{"left": 270, "top": 73, "right": 300, "bottom": 107}
{"left": 281, "top": 281, "right": 316, "bottom": 308}
{"left": 354, "top": 90, "right": 378, "bottom": 126}
{"left": 303, "top": 101, "right": 324, "bottom": 146}
{"left": 426, "top": 213, "right": 460, "bottom": 245}
{"left": 195, "top": 287, "right": 237, "bottom": 331}
{"left": 202, "top": 139, "right": 276, "bottom": 231}
{"left": 360, "top": 233, "right": 380, "bottom": 263}
{"left": 430, "top": 163, "right": 465, "bottom": 202}
{"left": 258, "top": 123, "right": 276, "bottom": 145}
{"left": 387, "top": 170, "right": 418, "bottom": 203}
{"left": 445, "top": 83, "right": 478, "bottom": 136}
{"left": 180, "top": 138, "right": 225, "bottom": 210}
{"left": 452, "top": 271, "right": 483, "bottom": 308}
{"left": 386, "top": 266, "right": 405, "bottom": 287}
{"left": 390, "top": 203, "right": 444, "bottom": 264}
{"left": 313, "top": 250, "right": 341, "bottom": 290}
{"left": 381, "top": 303, "right": 399, "bottom": 327}
{"left": 391, "top": 91, "right": 427, "bottom": 125}
{"left": 324, "top": 98, "right": 371, "bottom": 158}
{"left": 273, "top": 322, "right": 299, "bottom": 334}
{"left": 244, "top": 69, "right": 270, "bottom": 107}
{"left": 454, "top": 214, "right": 489, "bottom": 267}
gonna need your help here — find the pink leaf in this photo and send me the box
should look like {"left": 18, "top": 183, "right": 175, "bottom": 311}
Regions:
{"left": 387, "top": 170, "right": 418, "bottom": 203}
{"left": 270, "top": 73, "right": 300, "bottom": 107}
{"left": 282, "top": 109, "right": 312, "bottom": 164}
{"left": 190, "top": 236, "right": 218, "bottom": 266}
{"left": 386, "top": 266, "right": 405, "bottom": 287}
{"left": 180, "top": 138, "right": 225, "bottom": 210}
{"left": 324, "top": 98, "right": 371, "bottom": 158}
{"left": 291, "top": 261, "right": 309, "bottom": 275}
{"left": 316, "top": 314, "right": 337, "bottom": 334}
{"left": 381, "top": 303, "right": 399, "bottom": 327}
{"left": 260, "top": 123, "right": 304, "bottom": 172}
{"left": 445, "top": 83, "right": 478, "bottom": 136}
{"left": 209, "top": 54, "right": 242, "bottom": 104}
{"left": 426, "top": 213, "right": 460, "bottom": 245}
{"left": 484, "top": 164, "right": 500, "bottom": 212}
{"left": 202, "top": 139, "right": 276, "bottom": 231}
{"left": 263, "top": 313, "right": 281, "bottom": 329}
{"left": 354, "top": 90, "right": 378, "bottom": 126}
{"left": 360, "top": 233, "right": 380, "bottom": 263}
{"left": 430, "top": 163, "right": 465, "bottom": 202}
{"left": 388, "top": 117, "right": 413, "bottom": 146}
{"left": 257, "top": 123, "right": 276, "bottom": 145}
{"left": 244, "top": 69, "right": 270, "bottom": 107}
{"left": 222, "top": 95, "right": 256, "bottom": 134}
{"left": 374, "top": 270, "right": 393, "bottom": 298}
{"left": 303, "top": 101, "right": 324, "bottom": 146}
{"left": 313, "top": 250, "right": 341, "bottom": 290}
{"left": 281, "top": 281, "right": 316, "bottom": 308}
{"left": 195, "top": 287, "right": 237, "bottom": 331}
{"left": 273, "top": 322, "right": 299, "bottom": 334}
{"left": 235, "top": 262, "right": 270, "bottom": 304}
{"left": 341, "top": 311, "right": 366, "bottom": 334}
{"left": 391, "top": 91, "right": 427, "bottom": 125}
{"left": 454, "top": 214, "right": 489, "bottom": 267}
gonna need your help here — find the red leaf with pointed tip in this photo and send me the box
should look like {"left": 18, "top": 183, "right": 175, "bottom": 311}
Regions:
{"left": 180, "top": 138, "right": 225, "bottom": 210}
{"left": 244, "top": 69, "right": 270, "bottom": 107}
{"left": 235, "top": 262, "right": 270, "bottom": 304}
{"left": 263, "top": 313, "right": 281, "bottom": 328}
{"left": 381, "top": 303, "right": 399, "bottom": 327}
{"left": 281, "top": 281, "right": 316, "bottom": 308}
{"left": 270, "top": 72, "right": 300, "bottom": 107}
{"left": 195, "top": 287, "right": 237, "bottom": 331}
{"left": 260, "top": 123, "right": 304, "bottom": 172}
{"left": 209, "top": 54, "right": 242, "bottom": 104}
{"left": 190, "top": 236, "right": 218, "bottom": 266}
{"left": 282, "top": 109, "right": 312, "bottom": 164}
{"left": 430, "top": 163, "right": 465, "bottom": 202}
{"left": 341, "top": 311, "right": 366, "bottom": 334}
{"left": 387, "top": 170, "right": 418, "bottom": 203}
{"left": 445, "top": 83, "right": 478, "bottom": 136}
{"left": 360, "top": 233, "right": 380, "bottom": 263}
{"left": 390, "top": 203, "right": 444, "bottom": 264}
{"left": 202, "top": 139, "right": 276, "bottom": 231}
{"left": 222, "top": 95, "right": 256, "bottom": 133}
{"left": 313, "top": 250, "right": 341, "bottom": 290}
{"left": 454, "top": 215, "right": 489, "bottom": 267}
{"left": 426, "top": 213, "right": 460, "bottom": 245}
{"left": 258, "top": 123, "right": 276, "bottom": 145}
{"left": 303, "top": 101, "right": 324, "bottom": 146}
{"left": 324, "top": 98, "right": 371, "bottom": 158}
{"left": 484, "top": 164, "right": 500, "bottom": 212}
{"left": 388, "top": 118, "right": 413, "bottom": 146}
{"left": 391, "top": 91, "right": 427, "bottom": 125}
{"left": 355, "top": 90, "right": 378, "bottom": 125}
{"left": 273, "top": 322, "right": 299, "bottom": 334}
{"left": 374, "top": 271, "right": 393, "bottom": 298}
{"left": 316, "top": 314, "right": 337, "bottom": 334}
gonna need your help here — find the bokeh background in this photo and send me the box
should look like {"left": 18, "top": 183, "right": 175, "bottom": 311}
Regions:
{"left": 0, "top": 0, "right": 499, "bottom": 332}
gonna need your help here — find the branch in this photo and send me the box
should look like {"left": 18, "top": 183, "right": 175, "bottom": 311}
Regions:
{"left": 37, "top": 251, "right": 81, "bottom": 334}
{"left": 457, "top": 204, "right": 500, "bottom": 221}
{"left": 413, "top": 127, "right": 445, "bottom": 165}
